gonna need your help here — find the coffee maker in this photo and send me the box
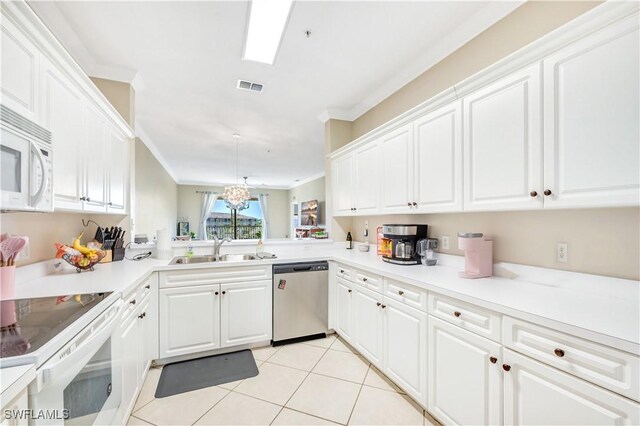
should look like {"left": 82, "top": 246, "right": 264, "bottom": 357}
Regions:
{"left": 381, "top": 224, "right": 428, "bottom": 265}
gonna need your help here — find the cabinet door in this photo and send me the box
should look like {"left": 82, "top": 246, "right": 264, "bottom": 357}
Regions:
{"left": 0, "top": 388, "right": 28, "bottom": 426}
{"left": 42, "top": 59, "right": 84, "bottom": 210}
{"left": 463, "top": 64, "right": 543, "bottom": 211}
{"left": 332, "top": 153, "right": 354, "bottom": 215}
{"left": 336, "top": 278, "right": 354, "bottom": 343}
{"left": 543, "top": 15, "right": 640, "bottom": 208}
{"left": 353, "top": 142, "right": 380, "bottom": 214}
{"left": 504, "top": 349, "right": 640, "bottom": 425}
{"left": 383, "top": 298, "right": 428, "bottom": 407}
{"left": 220, "top": 280, "right": 271, "bottom": 348}
{"left": 428, "top": 316, "right": 502, "bottom": 425}
{"left": 380, "top": 124, "right": 414, "bottom": 212}
{"left": 352, "top": 285, "right": 384, "bottom": 365}
{"left": 0, "top": 17, "right": 40, "bottom": 123}
{"left": 414, "top": 101, "right": 463, "bottom": 213}
{"left": 83, "top": 104, "right": 107, "bottom": 211}
{"left": 159, "top": 284, "right": 220, "bottom": 358}
{"left": 119, "top": 313, "right": 142, "bottom": 421}
{"left": 107, "top": 126, "right": 128, "bottom": 213}
{"left": 137, "top": 298, "right": 151, "bottom": 378}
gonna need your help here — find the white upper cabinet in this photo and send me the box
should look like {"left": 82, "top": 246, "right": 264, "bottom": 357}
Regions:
{"left": 41, "top": 59, "right": 84, "bottom": 211}
{"left": 380, "top": 124, "right": 414, "bottom": 212}
{"left": 83, "top": 104, "right": 108, "bottom": 211}
{"left": 0, "top": 17, "right": 40, "bottom": 124}
{"left": 353, "top": 142, "right": 380, "bottom": 214}
{"left": 107, "top": 125, "right": 128, "bottom": 213}
{"left": 463, "top": 64, "right": 543, "bottom": 211}
{"left": 543, "top": 15, "right": 640, "bottom": 208}
{"left": 332, "top": 153, "right": 354, "bottom": 216}
{"left": 414, "top": 100, "right": 463, "bottom": 213}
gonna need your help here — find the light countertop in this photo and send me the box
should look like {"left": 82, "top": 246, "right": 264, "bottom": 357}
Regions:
{"left": 0, "top": 364, "right": 35, "bottom": 407}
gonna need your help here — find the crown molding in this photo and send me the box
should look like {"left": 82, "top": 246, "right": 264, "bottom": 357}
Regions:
{"left": 135, "top": 122, "right": 179, "bottom": 183}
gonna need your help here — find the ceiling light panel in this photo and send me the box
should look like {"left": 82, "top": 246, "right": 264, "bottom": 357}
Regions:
{"left": 243, "top": 0, "right": 293, "bottom": 65}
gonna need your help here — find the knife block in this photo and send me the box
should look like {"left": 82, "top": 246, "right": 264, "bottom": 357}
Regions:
{"left": 112, "top": 248, "right": 125, "bottom": 262}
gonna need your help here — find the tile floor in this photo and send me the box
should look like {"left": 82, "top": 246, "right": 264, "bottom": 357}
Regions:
{"left": 127, "top": 335, "right": 440, "bottom": 426}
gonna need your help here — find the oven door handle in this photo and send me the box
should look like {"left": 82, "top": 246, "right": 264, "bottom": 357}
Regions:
{"left": 38, "top": 300, "right": 123, "bottom": 391}
{"left": 30, "top": 141, "right": 47, "bottom": 207}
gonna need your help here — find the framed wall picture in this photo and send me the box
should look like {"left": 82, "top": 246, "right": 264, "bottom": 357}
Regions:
{"left": 177, "top": 221, "right": 190, "bottom": 236}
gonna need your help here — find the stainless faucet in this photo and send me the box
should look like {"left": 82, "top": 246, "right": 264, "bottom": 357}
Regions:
{"left": 212, "top": 233, "right": 232, "bottom": 259}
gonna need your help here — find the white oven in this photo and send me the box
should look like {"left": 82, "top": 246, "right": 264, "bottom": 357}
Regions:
{"left": 0, "top": 105, "right": 53, "bottom": 212}
{"left": 29, "top": 300, "right": 123, "bottom": 425}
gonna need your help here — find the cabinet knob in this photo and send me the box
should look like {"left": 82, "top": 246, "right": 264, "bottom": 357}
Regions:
{"left": 544, "top": 189, "right": 552, "bottom": 196}
{"left": 381, "top": 304, "right": 386, "bottom": 309}
{"left": 145, "top": 285, "right": 150, "bottom": 289}
{"left": 407, "top": 202, "right": 412, "bottom": 207}
{"left": 348, "top": 289, "right": 352, "bottom": 293}
{"left": 489, "top": 356, "right": 497, "bottom": 364}
{"left": 398, "top": 290, "right": 404, "bottom": 296}
{"left": 453, "top": 311, "right": 461, "bottom": 318}
{"left": 130, "top": 299, "right": 136, "bottom": 305}
{"left": 554, "top": 348, "right": 565, "bottom": 357}
{"left": 502, "top": 364, "right": 511, "bottom": 372}
{"left": 108, "top": 202, "right": 113, "bottom": 206}
{"left": 530, "top": 191, "right": 538, "bottom": 197}
{"left": 362, "top": 278, "right": 368, "bottom": 282}
{"left": 86, "top": 197, "right": 91, "bottom": 202}
{"left": 222, "top": 291, "right": 226, "bottom": 295}
{"left": 412, "top": 202, "right": 417, "bottom": 206}
{"left": 138, "top": 313, "right": 144, "bottom": 319}
{"left": 80, "top": 196, "right": 86, "bottom": 201}
{"left": 340, "top": 269, "right": 345, "bottom": 273}
{"left": 376, "top": 302, "right": 382, "bottom": 307}
{"left": 215, "top": 291, "right": 219, "bottom": 295}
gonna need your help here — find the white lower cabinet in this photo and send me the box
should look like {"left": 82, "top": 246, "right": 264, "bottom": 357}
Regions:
{"left": 220, "top": 280, "right": 271, "bottom": 348}
{"left": 1, "top": 388, "right": 28, "bottom": 426}
{"left": 383, "top": 298, "right": 428, "bottom": 407}
{"left": 504, "top": 349, "right": 640, "bottom": 425}
{"left": 118, "top": 305, "right": 142, "bottom": 422}
{"left": 336, "top": 279, "right": 354, "bottom": 343}
{"left": 159, "top": 284, "right": 221, "bottom": 358}
{"left": 352, "top": 285, "right": 384, "bottom": 365}
{"left": 427, "top": 316, "right": 502, "bottom": 425}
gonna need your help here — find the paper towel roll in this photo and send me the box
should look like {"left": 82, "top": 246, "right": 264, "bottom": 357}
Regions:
{"left": 156, "top": 229, "right": 172, "bottom": 260}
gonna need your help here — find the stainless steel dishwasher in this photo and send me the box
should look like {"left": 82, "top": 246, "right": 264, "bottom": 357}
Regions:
{"left": 273, "top": 261, "right": 329, "bottom": 346}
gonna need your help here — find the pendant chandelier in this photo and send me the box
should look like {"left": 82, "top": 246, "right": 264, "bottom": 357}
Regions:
{"left": 222, "top": 134, "right": 251, "bottom": 211}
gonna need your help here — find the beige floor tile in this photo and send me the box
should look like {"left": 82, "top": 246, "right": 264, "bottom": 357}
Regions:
{"left": 133, "top": 367, "right": 162, "bottom": 411}
{"left": 348, "top": 386, "right": 424, "bottom": 426}
{"left": 272, "top": 408, "right": 339, "bottom": 425}
{"left": 194, "top": 392, "right": 281, "bottom": 425}
{"left": 286, "top": 373, "right": 361, "bottom": 425}
{"left": 329, "top": 337, "right": 357, "bottom": 354}
{"left": 234, "top": 362, "right": 308, "bottom": 405}
{"left": 267, "top": 343, "right": 327, "bottom": 371}
{"left": 216, "top": 360, "right": 263, "bottom": 390}
{"left": 133, "top": 385, "right": 229, "bottom": 425}
{"left": 312, "top": 349, "right": 370, "bottom": 384}
{"left": 424, "top": 410, "right": 441, "bottom": 426}
{"left": 126, "top": 416, "right": 153, "bottom": 426}
{"left": 252, "top": 345, "right": 281, "bottom": 361}
{"left": 303, "top": 334, "right": 337, "bottom": 349}
{"left": 363, "top": 365, "right": 404, "bottom": 393}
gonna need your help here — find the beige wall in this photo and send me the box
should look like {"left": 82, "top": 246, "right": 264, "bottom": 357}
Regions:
{"left": 351, "top": 1, "right": 602, "bottom": 139}
{"left": 288, "top": 177, "right": 326, "bottom": 227}
{"left": 177, "top": 185, "right": 289, "bottom": 239}
{"left": 349, "top": 208, "right": 640, "bottom": 281}
{"left": 135, "top": 139, "right": 178, "bottom": 238}
{"left": 325, "top": 119, "right": 353, "bottom": 241}
{"left": 0, "top": 212, "right": 129, "bottom": 265}
{"left": 90, "top": 77, "right": 136, "bottom": 128}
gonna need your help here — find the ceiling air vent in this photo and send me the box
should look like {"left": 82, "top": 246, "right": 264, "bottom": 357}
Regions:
{"left": 237, "top": 80, "right": 264, "bottom": 93}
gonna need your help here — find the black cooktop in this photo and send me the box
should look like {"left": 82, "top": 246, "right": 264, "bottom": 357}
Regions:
{"left": 0, "top": 292, "right": 112, "bottom": 358}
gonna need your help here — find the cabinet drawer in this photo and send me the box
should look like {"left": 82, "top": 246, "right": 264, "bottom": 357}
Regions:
{"left": 354, "top": 269, "right": 382, "bottom": 292}
{"left": 160, "top": 265, "right": 271, "bottom": 288}
{"left": 121, "top": 286, "right": 140, "bottom": 321}
{"left": 504, "top": 317, "right": 640, "bottom": 401}
{"left": 335, "top": 264, "right": 352, "bottom": 281}
{"left": 384, "top": 279, "right": 427, "bottom": 312}
{"left": 428, "top": 293, "right": 501, "bottom": 342}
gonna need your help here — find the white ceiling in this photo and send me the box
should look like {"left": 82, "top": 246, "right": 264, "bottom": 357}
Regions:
{"left": 29, "top": 1, "right": 522, "bottom": 188}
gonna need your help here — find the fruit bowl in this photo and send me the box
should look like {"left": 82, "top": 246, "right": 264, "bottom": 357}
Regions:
{"left": 60, "top": 250, "right": 107, "bottom": 272}
{"left": 55, "top": 233, "right": 107, "bottom": 273}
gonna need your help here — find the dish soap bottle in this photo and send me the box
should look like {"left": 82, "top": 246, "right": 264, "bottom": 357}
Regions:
{"left": 256, "top": 239, "right": 264, "bottom": 254}
{"left": 346, "top": 232, "right": 353, "bottom": 250}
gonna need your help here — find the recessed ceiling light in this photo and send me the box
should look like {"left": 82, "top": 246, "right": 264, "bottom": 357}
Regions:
{"left": 243, "top": 0, "right": 293, "bottom": 65}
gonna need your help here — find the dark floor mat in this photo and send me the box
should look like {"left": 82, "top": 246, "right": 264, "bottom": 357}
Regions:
{"left": 155, "top": 349, "right": 259, "bottom": 398}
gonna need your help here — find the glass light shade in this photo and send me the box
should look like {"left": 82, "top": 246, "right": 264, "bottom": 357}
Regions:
{"left": 222, "top": 184, "right": 251, "bottom": 210}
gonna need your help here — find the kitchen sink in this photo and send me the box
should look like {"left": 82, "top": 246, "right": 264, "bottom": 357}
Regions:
{"left": 217, "top": 253, "right": 258, "bottom": 262}
{"left": 169, "top": 255, "right": 217, "bottom": 265}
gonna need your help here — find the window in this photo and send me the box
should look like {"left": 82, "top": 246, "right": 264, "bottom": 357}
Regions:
{"left": 206, "top": 199, "right": 264, "bottom": 240}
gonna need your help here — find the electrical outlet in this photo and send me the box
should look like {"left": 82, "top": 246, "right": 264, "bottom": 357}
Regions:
{"left": 441, "top": 236, "right": 450, "bottom": 250}
{"left": 557, "top": 242, "right": 568, "bottom": 263}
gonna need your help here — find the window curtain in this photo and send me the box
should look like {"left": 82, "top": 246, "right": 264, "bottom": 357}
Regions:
{"left": 258, "top": 193, "right": 269, "bottom": 240}
{"left": 200, "top": 193, "right": 218, "bottom": 240}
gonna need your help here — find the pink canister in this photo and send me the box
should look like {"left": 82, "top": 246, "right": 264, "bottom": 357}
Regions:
{"left": 0, "top": 266, "right": 16, "bottom": 300}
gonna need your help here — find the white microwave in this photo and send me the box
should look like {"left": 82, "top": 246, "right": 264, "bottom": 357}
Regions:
{"left": 0, "top": 105, "right": 53, "bottom": 212}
